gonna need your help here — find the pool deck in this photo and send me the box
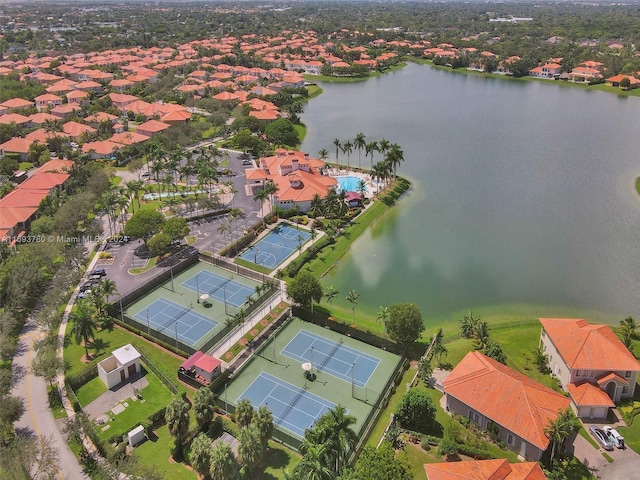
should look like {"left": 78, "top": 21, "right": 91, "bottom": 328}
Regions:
{"left": 326, "top": 169, "right": 377, "bottom": 198}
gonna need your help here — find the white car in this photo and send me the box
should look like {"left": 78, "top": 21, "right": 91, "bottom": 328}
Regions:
{"left": 603, "top": 426, "right": 625, "bottom": 449}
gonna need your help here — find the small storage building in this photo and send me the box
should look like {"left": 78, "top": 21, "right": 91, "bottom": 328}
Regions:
{"left": 98, "top": 344, "right": 142, "bottom": 389}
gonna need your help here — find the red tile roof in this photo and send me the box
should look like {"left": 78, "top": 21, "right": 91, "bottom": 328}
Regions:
{"left": 540, "top": 318, "right": 640, "bottom": 371}
{"left": 567, "top": 382, "right": 615, "bottom": 408}
{"left": 444, "top": 351, "right": 570, "bottom": 450}
{"left": 425, "top": 459, "right": 547, "bottom": 480}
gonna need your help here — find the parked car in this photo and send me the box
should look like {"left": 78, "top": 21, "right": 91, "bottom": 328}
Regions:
{"left": 91, "top": 268, "right": 107, "bottom": 276}
{"left": 79, "top": 283, "right": 92, "bottom": 293}
{"left": 589, "top": 426, "right": 614, "bottom": 451}
{"left": 603, "top": 426, "right": 625, "bottom": 449}
{"left": 78, "top": 289, "right": 92, "bottom": 299}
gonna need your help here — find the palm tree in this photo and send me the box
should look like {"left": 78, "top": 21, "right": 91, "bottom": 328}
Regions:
{"left": 386, "top": 143, "right": 405, "bottom": 181}
{"left": 251, "top": 405, "right": 274, "bottom": 451}
{"left": 619, "top": 316, "right": 639, "bottom": 349}
{"left": 165, "top": 396, "right": 191, "bottom": 459}
{"left": 357, "top": 179, "right": 367, "bottom": 199}
{"left": 365, "top": 141, "right": 378, "bottom": 169}
{"left": 193, "top": 386, "right": 216, "bottom": 431}
{"left": 306, "top": 406, "right": 357, "bottom": 475}
{"left": 238, "top": 425, "right": 263, "bottom": 474}
{"left": 189, "top": 433, "right": 212, "bottom": 477}
{"left": 125, "top": 180, "right": 143, "bottom": 213}
{"left": 378, "top": 138, "right": 390, "bottom": 161}
{"left": 376, "top": 306, "right": 390, "bottom": 324}
{"left": 229, "top": 207, "right": 243, "bottom": 233}
{"left": 472, "top": 321, "right": 490, "bottom": 350}
{"left": 235, "top": 398, "right": 254, "bottom": 428}
{"left": 460, "top": 311, "right": 480, "bottom": 338}
{"left": 309, "top": 194, "right": 324, "bottom": 219}
{"left": 70, "top": 300, "right": 97, "bottom": 360}
{"left": 333, "top": 139, "right": 341, "bottom": 167}
{"left": 295, "top": 441, "right": 333, "bottom": 480}
{"left": 318, "top": 148, "right": 329, "bottom": 162}
{"left": 346, "top": 290, "right": 359, "bottom": 322}
{"left": 209, "top": 442, "right": 238, "bottom": 480}
{"left": 253, "top": 187, "right": 269, "bottom": 225}
{"left": 265, "top": 181, "right": 279, "bottom": 209}
{"left": 341, "top": 141, "right": 353, "bottom": 171}
{"left": 353, "top": 132, "right": 366, "bottom": 170}
{"left": 544, "top": 407, "right": 579, "bottom": 466}
{"left": 371, "top": 162, "right": 386, "bottom": 197}
{"left": 217, "top": 221, "right": 231, "bottom": 243}
{"left": 324, "top": 285, "right": 339, "bottom": 314}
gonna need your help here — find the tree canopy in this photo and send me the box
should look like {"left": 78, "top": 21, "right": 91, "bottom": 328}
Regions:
{"left": 384, "top": 303, "right": 425, "bottom": 346}
{"left": 394, "top": 388, "right": 437, "bottom": 434}
{"left": 286, "top": 271, "right": 323, "bottom": 309}
{"left": 124, "top": 209, "right": 165, "bottom": 242}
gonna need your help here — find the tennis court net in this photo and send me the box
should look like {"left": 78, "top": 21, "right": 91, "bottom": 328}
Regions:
{"left": 158, "top": 304, "right": 191, "bottom": 333}
{"left": 277, "top": 386, "right": 307, "bottom": 426}
{"left": 317, "top": 338, "right": 343, "bottom": 371}
{"left": 208, "top": 276, "right": 233, "bottom": 297}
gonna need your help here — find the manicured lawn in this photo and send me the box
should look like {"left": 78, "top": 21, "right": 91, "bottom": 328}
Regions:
{"left": 617, "top": 417, "right": 640, "bottom": 454}
{"left": 133, "top": 424, "right": 196, "bottom": 480}
{"left": 75, "top": 376, "right": 107, "bottom": 407}
{"left": 97, "top": 370, "right": 173, "bottom": 441}
{"left": 64, "top": 325, "right": 185, "bottom": 394}
{"left": 403, "top": 443, "right": 432, "bottom": 479}
{"left": 260, "top": 441, "right": 301, "bottom": 480}
{"left": 367, "top": 366, "right": 416, "bottom": 447}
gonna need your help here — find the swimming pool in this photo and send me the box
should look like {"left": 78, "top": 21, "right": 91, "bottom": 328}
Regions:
{"left": 335, "top": 175, "right": 367, "bottom": 193}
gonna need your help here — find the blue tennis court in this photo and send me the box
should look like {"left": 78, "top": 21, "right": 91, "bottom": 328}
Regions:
{"left": 281, "top": 330, "right": 381, "bottom": 387}
{"left": 132, "top": 298, "right": 218, "bottom": 347}
{"left": 237, "top": 372, "right": 336, "bottom": 438}
{"left": 239, "top": 224, "right": 312, "bottom": 269}
{"left": 181, "top": 270, "right": 254, "bottom": 308}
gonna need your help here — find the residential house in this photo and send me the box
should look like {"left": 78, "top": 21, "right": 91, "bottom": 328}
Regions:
{"left": 0, "top": 137, "right": 33, "bottom": 161}
{"left": 0, "top": 159, "right": 72, "bottom": 242}
{"left": 539, "top": 318, "right": 640, "bottom": 419}
{"left": 568, "top": 67, "right": 603, "bottom": 83}
{"left": 0, "top": 98, "right": 34, "bottom": 113}
{"left": 529, "top": 63, "right": 562, "bottom": 79}
{"left": 135, "top": 119, "right": 170, "bottom": 137}
{"left": 425, "top": 459, "right": 547, "bottom": 480}
{"left": 443, "top": 351, "right": 571, "bottom": 460}
{"left": 605, "top": 74, "right": 640, "bottom": 89}
{"left": 34, "top": 93, "right": 63, "bottom": 111}
{"left": 98, "top": 344, "right": 142, "bottom": 389}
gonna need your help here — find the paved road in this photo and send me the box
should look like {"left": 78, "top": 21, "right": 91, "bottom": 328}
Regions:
{"left": 12, "top": 316, "right": 89, "bottom": 480}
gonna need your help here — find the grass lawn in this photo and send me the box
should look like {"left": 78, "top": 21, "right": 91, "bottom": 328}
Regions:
{"left": 636, "top": 177, "right": 640, "bottom": 196}
{"left": 97, "top": 370, "right": 173, "bottom": 442}
{"left": 367, "top": 366, "right": 416, "bottom": 447}
{"left": 294, "top": 124, "right": 307, "bottom": 144}
{"left": 133, "top": 424, "right": 196, "bottom": 480}
{"left": 129, "top": 255, "right": 158, "bottom": 274}
{"left": 403, "top": 443, "right": 433, "bottom": 479}
{"left": 617, "top": 417, "right": 640, "bottom": 454}
{"left": 75, "top": 376, "right": 107, "bottom": 406}
{"left": 64, "top": 325, "right": 185, "bottom": 394}
{"left": 260, "top": 441, "right": 301, "bottom": 479}
{"left": 48, "top": 385, "right": 68, "bottom": 419}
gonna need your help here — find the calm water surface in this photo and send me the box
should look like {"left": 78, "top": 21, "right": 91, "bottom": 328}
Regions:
{"left": 301, "top": 63, "right": 640, "bottom": 326}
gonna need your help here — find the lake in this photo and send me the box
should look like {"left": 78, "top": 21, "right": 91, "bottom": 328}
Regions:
{"left": 300, "top": 63, "right": 640, "bottom": 327}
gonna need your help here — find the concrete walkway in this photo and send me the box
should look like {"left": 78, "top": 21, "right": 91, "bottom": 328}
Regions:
{"left": 12, "top": 316, "right": 89, "bottom": 480}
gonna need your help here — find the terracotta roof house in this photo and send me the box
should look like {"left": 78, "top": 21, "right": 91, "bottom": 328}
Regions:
{"left": 605, "top": 74, "right": 640, "bottom": 89}
{"left": 50, "top": 103, "right": 82, "bottom": 120}
{"left": 425, "top": 459, "right": 547, "bottom": 480}
{"left": 539, "top": 318, "right": 640, "bottom": 419}
{"left": 247, "top": 149, "right": 338, "bottom": 213}
{"left": 82, "top": 140, "right": 121, "bottom": 160}
{"left": 110, "top": 131, "right": 150, "bottom": 146}
{"left": 443, "top": 351, "right": 571, "bottom": 460}
{"left": 84, "top": 112, "right": 118, "bottom": 125}
{"left": 0, "top": 137, "right": 33, "bottom": 160}
{"left": 63, "top": 121, "right": 96, "bottom": 139}
{"left": 0, "top": 113, "right": 31, "bottom": 126}
{"left": 0, "top": 98, "right": 34, "bottom": 112}
{"left": 160, "top": 109, "right": 191, "bottom": 124}
{"left": 135, "top": 120, "right": 170, "bottom": 137}
{"left": 529, "top": 63, "right": 562, "bottom": 79}
{"left": 24, "top": 128, "right": 70, "bottom": 145}
{"left": 28, "top": 112, "right": 59, "bottom": 126}
{"left": 34, "top": 93, "right": 63, "bottom": 111}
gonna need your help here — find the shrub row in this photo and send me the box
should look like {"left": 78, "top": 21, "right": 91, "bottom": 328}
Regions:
{"left": 112, "top": 317, "right": 187, "bottom": 359}
{"left": 285, "top": 235, "right": 335, "bottom": 277}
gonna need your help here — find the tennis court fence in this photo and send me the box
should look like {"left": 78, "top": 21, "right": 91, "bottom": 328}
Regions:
{"left": 220, "top": 396, "right": 303, "bottom": 450}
